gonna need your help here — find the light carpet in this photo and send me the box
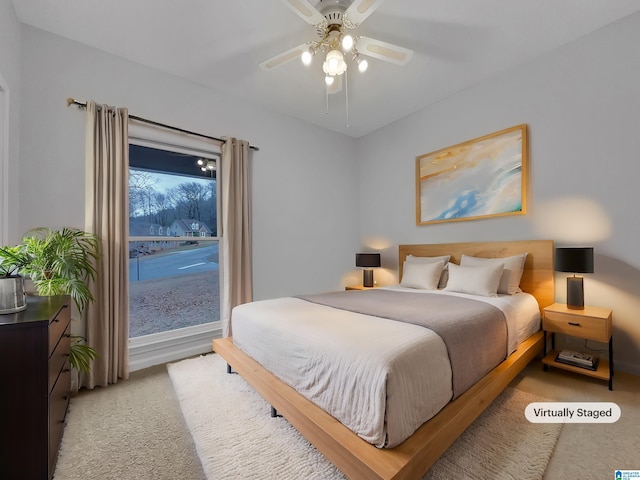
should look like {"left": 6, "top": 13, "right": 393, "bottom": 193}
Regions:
{"left": 168, "top": 354, "right": 562, "bottom": 480}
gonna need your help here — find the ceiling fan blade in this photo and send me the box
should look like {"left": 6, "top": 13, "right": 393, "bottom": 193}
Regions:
{"left": 282, "top": 0, "right": 325, "bottom": 26}
{"left": 356, "top": 36, "right": 414, "bottom": 66}
{"left": 259, "top": 44, "right": 308, "bottom": 71}
{"left": 344, "top": 0, "right": 385, "bottom": 27}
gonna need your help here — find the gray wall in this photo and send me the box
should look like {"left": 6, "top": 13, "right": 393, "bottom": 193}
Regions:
{"left": 0, "top": 0, "right": 22, "bottom": 243}
{"left": 356, "top": 12, "right": 640, "bottom": 374}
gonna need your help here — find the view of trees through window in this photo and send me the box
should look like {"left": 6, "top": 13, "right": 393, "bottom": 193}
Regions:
{"left": 128, "top": 144, "right": 220, "bottom": 338}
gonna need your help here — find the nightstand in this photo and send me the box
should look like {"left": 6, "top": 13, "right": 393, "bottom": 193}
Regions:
{"left": 542, "top": 302, "right": 613, "bottom": 390}
{"left": 345, "top": 285, "right": 376, "bottom": 291}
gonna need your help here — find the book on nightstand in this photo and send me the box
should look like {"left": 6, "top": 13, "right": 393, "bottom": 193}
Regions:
{"left": 555, "top": 350, "right": 599, "bottom": 371}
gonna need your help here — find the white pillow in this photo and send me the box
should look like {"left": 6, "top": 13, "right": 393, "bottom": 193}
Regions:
{"left": 400, "top": 260, "right": 445, "bottom": 290}
{"left": 405, "top": 254, "right": 450, "bottom": 265}
{"left": 460, "top": 253, "right": 528, "bottom": 295}
{"left": 444, "top": 263, "right": 504, "bottom": 297}
{"left": 405, "top": 254, "right": 451, "bottom": 288}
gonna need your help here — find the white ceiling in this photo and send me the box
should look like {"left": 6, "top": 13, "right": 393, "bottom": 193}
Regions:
{"left": 12, "top": 0, "right": 640, "bottom": 138}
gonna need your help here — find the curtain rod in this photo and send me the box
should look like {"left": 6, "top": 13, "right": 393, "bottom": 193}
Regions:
{"left": 65, "top": 97, "right": 259, "bottom": 151}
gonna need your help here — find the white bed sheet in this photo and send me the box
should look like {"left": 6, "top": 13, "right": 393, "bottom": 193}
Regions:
{"left": 230, "top": 288, "right": 540, "bottom": 448}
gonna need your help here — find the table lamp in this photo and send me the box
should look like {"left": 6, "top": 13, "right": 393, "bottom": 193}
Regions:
{"left": 356, "top": 253, "right": 381, "bottom": 288}
{"left": 554, "top": 247, "right": 594, "bottom": 309}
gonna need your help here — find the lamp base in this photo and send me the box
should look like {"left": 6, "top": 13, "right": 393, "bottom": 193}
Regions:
{"left": 566, "top": 276, "right": 584, "bottom": 309}
{"left": 363, "top": 269, "right": 374, "bottom": 288}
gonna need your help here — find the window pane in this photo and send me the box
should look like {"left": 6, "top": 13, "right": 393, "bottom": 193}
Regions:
{"left": 128, "top": 144, "right": 220, "bottom": 338}
{"left": 128, "top": 240, "right": 220, "bottom": 338}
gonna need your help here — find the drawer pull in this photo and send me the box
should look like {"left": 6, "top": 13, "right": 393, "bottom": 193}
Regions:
{"left": 568, "top": 322, "right": 581, "bottom": 326}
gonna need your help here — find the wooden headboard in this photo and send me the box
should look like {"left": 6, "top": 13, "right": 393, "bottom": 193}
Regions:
{"left": 399, "top": 240, "right": 555, "bottom": 311}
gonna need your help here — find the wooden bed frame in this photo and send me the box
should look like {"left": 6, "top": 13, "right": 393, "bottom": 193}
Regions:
{"left": 213, "top": 239, "right": 554, "bottom": 480}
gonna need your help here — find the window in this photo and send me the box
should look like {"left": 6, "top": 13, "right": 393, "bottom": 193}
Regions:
{"left": 128, "top": 143, "right": 220, "bottom": 338}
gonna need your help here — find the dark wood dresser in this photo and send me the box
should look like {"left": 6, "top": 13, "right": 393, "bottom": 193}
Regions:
{"left": 0, "top": 295, "right": 71, "bottom": 480}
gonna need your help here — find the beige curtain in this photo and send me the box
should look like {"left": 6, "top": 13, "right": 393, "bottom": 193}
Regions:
{"left": 220, "top": 137, "right": 253, "bottom": 337}
{"left": 81, "top": 101, "right": 130, "bottom": 388}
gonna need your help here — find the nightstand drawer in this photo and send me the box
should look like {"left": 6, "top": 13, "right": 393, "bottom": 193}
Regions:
{"left": 543, "top": 310, "right": 611, "bottom": 342}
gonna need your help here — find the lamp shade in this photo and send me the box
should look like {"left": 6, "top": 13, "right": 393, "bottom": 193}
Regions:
{"left": 355, "top": 253, "right": 381, "bottom": 268}
{"left": 555, "top": 247, "right": 594, "bottom": 273}
{"left": 555, "top": 247, "right": 593, "bottom": 309}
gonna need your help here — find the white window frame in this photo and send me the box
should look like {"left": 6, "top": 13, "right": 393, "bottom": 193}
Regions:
{"left": 127, "top": 121, "right": 223, "bottom": 371}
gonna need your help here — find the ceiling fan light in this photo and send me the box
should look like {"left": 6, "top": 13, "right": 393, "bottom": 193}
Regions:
{"left": 342, "top": 34, "right": 354, "bottom": 51}
{"left": 325, "top": 75, "right": 335, "bottom": 86}
{"left": 324, "top": 49, "right": 347, "bottom": 76}
{"left": 358, "top": 58, "right": 368, "bottom": 73}
{"left": 301, "top": 50, "right": 312, "bottom": 66}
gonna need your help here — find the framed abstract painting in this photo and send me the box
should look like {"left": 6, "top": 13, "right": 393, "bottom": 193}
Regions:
{"left": 416, "top": 124, "right": 528, "bottom": 225}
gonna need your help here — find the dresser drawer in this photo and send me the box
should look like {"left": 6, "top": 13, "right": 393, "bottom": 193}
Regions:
{"left": 49, "top": 304, "right": 70, "bottom": 356}
{"left": 49, "top": 323, "right": 71, "bottom": 394}
{"left": 49, "top": 365, "right": 71, "bottom": 474}
{"left": 543, "top": 310, "right": 611, "bottom": 342}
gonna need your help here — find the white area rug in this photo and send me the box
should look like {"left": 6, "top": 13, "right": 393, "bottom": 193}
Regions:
{"left": 168, "top": 354, "right": 562, "bottom": 480}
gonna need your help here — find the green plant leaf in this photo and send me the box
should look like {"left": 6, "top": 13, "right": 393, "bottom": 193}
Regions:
{"left": 4, "top": 227, "right": 102, "bottom": 373}
{"left": 69, "top": 336, "right": 99, "bottom": 372}
{"left": 20, "top": 227, "right": 100, "bottom": 311}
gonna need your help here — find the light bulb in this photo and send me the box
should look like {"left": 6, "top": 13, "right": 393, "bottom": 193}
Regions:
{"left": 325, "top": 75, "right": 335, "bottom": 86}
{"left": 358, "top": 58, "right": 368, "bottom": 73}
{"left": 301, "top": 50, "right": 312, "bottom": 66}
{"left": 323, "top": 50, "right": 347, "bottom": 76}
{"left": 197, "top": 158, "right": 205, "bottom": 166}
{"left": 342, "top": 34, "right": 354, "bottom": 51}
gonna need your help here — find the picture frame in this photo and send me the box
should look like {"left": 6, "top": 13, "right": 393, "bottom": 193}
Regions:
{"left": 416, "top": 124, "right": 528, "bottom": 225}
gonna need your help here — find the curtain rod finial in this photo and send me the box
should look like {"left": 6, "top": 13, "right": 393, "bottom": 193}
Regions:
{"left": 66, "top": 97, "right": 75, "bottom": 107}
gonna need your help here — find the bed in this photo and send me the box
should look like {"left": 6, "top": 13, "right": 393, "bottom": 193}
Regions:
{"left": 213, "top": 240, "right": 554, "bottom": 479}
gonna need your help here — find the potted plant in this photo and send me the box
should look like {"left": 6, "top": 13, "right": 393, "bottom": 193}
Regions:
{"left": 0, "top": 245, "right": 30, "bottom": 313}
{"left": 0, "top": 227, "right": 100, "bottom": 371}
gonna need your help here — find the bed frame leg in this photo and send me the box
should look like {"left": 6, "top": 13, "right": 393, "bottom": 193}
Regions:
{"left": 226, "top": 363, "right": 237, "bottom": 375}
{"left": 271, "top": 406, "right": 282, "bottom": 418}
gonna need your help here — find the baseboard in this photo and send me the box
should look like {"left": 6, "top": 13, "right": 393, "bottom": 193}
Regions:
{"left": 129, "top": 321, "right": 222, "bottom": 372}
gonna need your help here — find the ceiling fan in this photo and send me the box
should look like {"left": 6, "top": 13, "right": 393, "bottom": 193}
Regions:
{"left": 260, "top": 0, "right": 413, "bottom": 94}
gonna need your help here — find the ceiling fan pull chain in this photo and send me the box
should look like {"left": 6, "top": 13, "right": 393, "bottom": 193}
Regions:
{"left": 345, "top": 69, "right": 349, "bottom": 128}
{"left": 326, "top": 83, "right": 330, "bottom": 115}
